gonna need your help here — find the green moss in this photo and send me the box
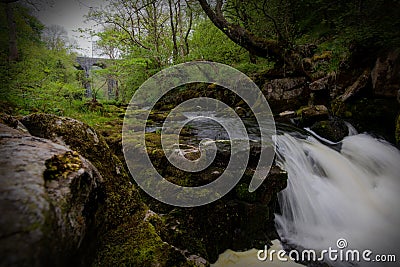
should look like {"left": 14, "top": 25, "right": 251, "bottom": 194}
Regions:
{"left": 295, "top": 105, "right": 308, "bottom": 116}
{"left": 0, "top": 113, "right": 20, "bottom": 128}
{"left": 312, "top": 50, "right": 332, "bottom": 61}
{"left": 44, "top": 151, "right": 82, "bottom": 180}
{"left": 310, "top": 119, "right": 348, "bottom": 142}
{"left": 235, "top": 183, "right": 257, "bottom": 203}
{"left": 148, "top": 111, "right": 169, "bottom": 122}
{"left": 20, "top": 113, "right": 192, "bottom": 266}
{"left": 94, "top": 211, "right": 192, "bottom": 267}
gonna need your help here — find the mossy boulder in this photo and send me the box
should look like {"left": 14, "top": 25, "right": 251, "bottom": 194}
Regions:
{"left": 310, "top": 118, "right": 349, "bottom": 142}
{"left": 18, "top": 114, "right": 193, "bottom": 266}
{"left": 0, "top": 123, "right": 102, "bottom": 267}
{"left": 332, "top": 98, "right": 399, "bottom": 144}
{"left": 296, "top": 105, "right": 329, "bottom": 126}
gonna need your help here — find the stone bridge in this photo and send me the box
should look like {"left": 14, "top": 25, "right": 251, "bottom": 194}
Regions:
{"left": 75, "top": 57, "right": 110, "bottom": 73}
{"left": 75, "top": 57, "right": 117, "bottom": 98}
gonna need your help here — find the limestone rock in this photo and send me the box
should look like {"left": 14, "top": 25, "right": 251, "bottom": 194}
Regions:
{"left": 278, "top": 110, "right": 296, "bottom": 119}
{"left": 260, "top": 77, "right": 309, "bottom": 113}
{"left": 263, "top": 77, "right": 307, "bottom": 101}
{"left": 18, "top": 114, "right": 192, "bottom": 266}
{"left": 337, "top": 68, "right": 370, "bottom": 102}
{"left": 309, "top": 72, "right": 336, "bottom": 91}
{"left": 297, "top": 105, "right": 329, "bottom": 126}
{"left": 332, "top": 98, "right": 399, "bottom": 144}
{"left": 310, "top": 119, "right": 349, "bottom": 142}
{"left": 0, "top": 124, "right": 102, "bottom": 267}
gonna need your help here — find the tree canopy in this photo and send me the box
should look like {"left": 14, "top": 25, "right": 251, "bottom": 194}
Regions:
{"left": 198, "top": 0, "right": 400, "bottom": 73}
{"left": 1, "top": 0, "right": 399, "bottom": 113}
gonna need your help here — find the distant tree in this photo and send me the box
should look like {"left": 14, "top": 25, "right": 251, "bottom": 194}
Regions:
{"left": 2, "top": 0, "right": 19, "bottom": 61}
{"left": 168, "top": 0, "right": 193, "bottom": 61}
{"left": 85, "top": 0, "right": 197, "bottom": 66}
{"left": 85, "top": 0, "right": 166, "bottom": 66}
{"left": 94, "top": 26, "right": 121, "bottom": 59}
{"left": 1, "top": 0, "right": 54, "bottom": 61}
{"left": 41, "top": 24, "right": 68, "bottom": 51}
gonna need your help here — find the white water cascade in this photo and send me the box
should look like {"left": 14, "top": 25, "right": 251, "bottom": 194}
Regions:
{"left": 275, "top": 133, "right": 400, "bottom": 266}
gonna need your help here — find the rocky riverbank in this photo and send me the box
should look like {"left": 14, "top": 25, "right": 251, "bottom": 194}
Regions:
{"left": 0, "top": 113, "right": 287, "bottom": 266}
{"left": 0, "top": 47, "right": 399, "bottom": 266}
{"left": 0, "top": 114, "right": 196, "bottom": 266}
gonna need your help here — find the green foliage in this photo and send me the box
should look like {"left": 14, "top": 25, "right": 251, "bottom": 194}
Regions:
{"left": 312, "top": 39, "right": 350, "bottom": 73}
{"left": 0, "top": 4, "right": 86, "bottom": 118}
{"left": 188, "top": 18, "right": 247, "bottom": 64}
{"left": 233, "top": 60, "right": 274, "bottom": 76}
{"left": 0, "top": 42, "right": 84, "bottom": 115}
{"left": 2, "top": 0, "right": 399, "bottom": 132}
{"left": 85, "top": 0, "right": 181, "bottom": 67}
{"left": 0, "top": 3, "right": 43, "bottom": 54}
{"left": 115, "top": 55, "right": 159, "bottom": 102}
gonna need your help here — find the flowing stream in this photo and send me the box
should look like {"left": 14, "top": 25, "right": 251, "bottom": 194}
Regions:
{"left": 211, "top": 126, "right": 400, "bottom": 266}
{"left": 274, "top": 132, "right": 400, "bottom": 266}
{"left": 147, "top": 111, "right": 400, "bottom": 266}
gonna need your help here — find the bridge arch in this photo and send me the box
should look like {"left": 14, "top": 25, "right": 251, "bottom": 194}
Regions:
{"left": 75, "top": 57, "right": 117, "bottom": 99}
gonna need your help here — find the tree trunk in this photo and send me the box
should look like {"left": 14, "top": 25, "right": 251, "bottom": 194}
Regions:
{"left": 177, "top": 0, "right": 185, "bottom": 57}
{"left": 168, "top": 0, "right": 178, "bottom": 62}
{"left": 184, "top": 1, "right": 192, "bottom": 56}
{"left": 197, "top": 0, "right": 306, "bottom": 76}
{"left": 115, "top": 80, "right": 119, "bottom": 101}
{"left": 197, "top": 0, "right": 283, "bottom": 62}
{"left": 5, "top": 2, "right": 18, "bottom": 61}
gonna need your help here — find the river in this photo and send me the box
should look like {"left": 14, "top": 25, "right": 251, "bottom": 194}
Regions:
{"left": 147, "top": 112, "right": 400, "bottom": 266}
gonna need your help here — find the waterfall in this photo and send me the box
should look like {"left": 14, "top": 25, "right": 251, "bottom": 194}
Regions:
{"left": 274, "top": 133, "right": 400, "bottom": 266}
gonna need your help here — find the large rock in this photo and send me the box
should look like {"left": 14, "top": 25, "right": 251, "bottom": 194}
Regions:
{"left": 12, "top": 113, "right": 286, "bottom": 266}
{"left": 371, "top": 49, "right": 400, "bottom": 98}
{"left": 263, "top": 77, "right": 307, "bottom": 101}
{"left": 310, "top": 119, "right": 349, "bottom": 142}
{"left": 309, "top": 72, "right": 336, "bottom": 92}
{"left": 332, "top": 98, "right": 399, "bottom": 144}
{"left": 9, "top": 114, "right": 193, "bottom": 267}
{"left": 0, "top": 124, "right": 102, "bottom": 267}
{"left": 296, "top": 105, "right": 329, "bottom": 126}
{"left": 261, "top": 77, "right": 308, "bottom": 112}
{"left": 151, "top": 166, "right": 288, "bottom": 263}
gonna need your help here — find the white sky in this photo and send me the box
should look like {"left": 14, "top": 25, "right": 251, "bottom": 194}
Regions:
{"left": 34, "top": 0, "right": 103, "bottom": 56}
